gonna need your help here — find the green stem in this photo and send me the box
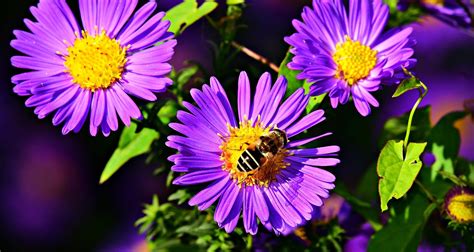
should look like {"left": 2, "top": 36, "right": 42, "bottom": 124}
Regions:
{"left": 403, "top": 78, "right": 428, "bottom": 150}
{"left": 415, "top": 179, "right": 437, "bottom": 204}
{"left": 246, "top": 235, "right": 253, "bottom": 250}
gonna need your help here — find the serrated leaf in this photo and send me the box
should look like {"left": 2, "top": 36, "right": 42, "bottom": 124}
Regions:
{"left": 428, "top": 111, "right": 468, "bottom": 181}
{"left": 100, "top": 123, "right": 159, "bottom": 183}
{"left": 164, "top": 0, "right": 218, "bottom": 35}
{"left": 377, "top": 140, "right": 427, "bottom": 211}
{"left": 279, "top": 50, "right": 305, "bottom": 97}
{"left": 392, "top": 76, "right": 423, "bottom": 98}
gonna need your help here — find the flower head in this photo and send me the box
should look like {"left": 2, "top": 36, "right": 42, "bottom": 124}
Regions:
{"left": 167, "top": 71, "right": 340, "bottom": 234}
{"left": 11, "top": 0, "right": 176, "bottom": 136}
{"left": 444, "top": 186, "right": 474, "bottom": 223}
{"left": 285, "top": 0, "right": 416, "bottom": 116}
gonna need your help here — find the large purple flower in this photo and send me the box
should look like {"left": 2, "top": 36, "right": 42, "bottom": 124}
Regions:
{"left": 285, "top": 0, "right": 416, "bottom": 116}
{"left": 167, "top": 71, "right": 340, "bottom": 234}
{"left": 11, "top": 0, "right": 176, "bottom": 136}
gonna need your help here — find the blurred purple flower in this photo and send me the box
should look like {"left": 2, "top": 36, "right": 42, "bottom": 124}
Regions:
{"left": 167, "top": 71, "right": 340, "bottom": 234}
{"left": 11, "top": 0, "right": 176, "bottom": 136}
{"left": 422, "top": 152, "right": 436, "bottom": 166}
{"left": 344, "top": 222, "right": 375, "bottom": 252}
{"left": 285, "top": 0, "right": 416, "bottom": 116}
{"left": 0, "top": 135, "right": 86, "bottom": 244}
{"left": 399, "top": 0, "right": 472, "bottom": 28}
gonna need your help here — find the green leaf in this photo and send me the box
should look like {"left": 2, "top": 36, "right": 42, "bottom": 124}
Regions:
{"left": 392, "top": 76, "right": 423, "bottom": 98}
{"left": 383, "top": 0, "right": 423, "bottom": 28}
{"left": 100, "top": 123, "right": 159, "bottom": 184}
{"left": 279, "top": 50, "right": 305, "bottom": 97}
{"left": 428, "top": 111, "right": 468, "bottom": 181}
{"left": 158, "top": 100, "right": 178, "bottom": 124}
{"left": 176, "top": 65, "right": 199, "bottom": 89}
{"left": 377, "top": 140, "right": 427, "bottom": 211}
{"left": 367, "top": 190, "right": 434, "bottom": 252}
{"left": 168, "top": 189, "right": 192, "bottom": 205}
{"left": 303, "top": 80, "right": 327, "bottom": 113}
{"left": 164, "top": 0, "right": 218, "bottom": 35}
{"left": 355, "top": 163, "right": 379, "bottom": 202}
{"left": 227, "top": 0, "right": 245, "bottom": 5}
{"left": 379, "top": 106, "right": 431, "bottom": 147}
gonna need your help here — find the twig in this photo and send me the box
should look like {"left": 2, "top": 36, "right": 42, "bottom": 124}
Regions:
{"left": 231, "top": 41, "right": 280, "bottom": 72}
{"left": 415, "top": 179, "right": 437, "bottom": 204}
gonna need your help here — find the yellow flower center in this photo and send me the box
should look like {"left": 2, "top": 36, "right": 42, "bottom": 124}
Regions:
{"left": 333, "top": 36, "right": 377, "bottom": 85}
{"left": 422, "top": 0, "right": 444, "bottom": 5}
{"left": 64, "top": 30, "right": 128, "bottom": 91}
{"left": 447, "top": 194, "right": 474, "bottom": 223}
{"left": 219, "top": 119, "right": 289, "bottom": 187}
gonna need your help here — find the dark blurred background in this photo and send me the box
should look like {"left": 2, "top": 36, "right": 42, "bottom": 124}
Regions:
{"left": 1, "top": 0, "right": 472, "bottom": 251}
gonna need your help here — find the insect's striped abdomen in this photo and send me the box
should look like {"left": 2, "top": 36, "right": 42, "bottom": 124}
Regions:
{"left": 237, "top": 149, "right": 264, "bottom": 172}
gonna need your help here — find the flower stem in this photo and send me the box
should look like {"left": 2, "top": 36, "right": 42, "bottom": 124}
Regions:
{"left": 415, "top": 179, "right": 437, "bottom": 204}
{"left": 231, "top": 41, "right": 280, "bottom": 72}
{"left": 403, "top": 73, "right": 428, "bottom": 150}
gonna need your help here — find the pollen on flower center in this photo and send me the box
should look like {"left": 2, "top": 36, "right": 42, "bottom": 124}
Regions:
{"left": 333, "top": 36, "right": 377, "bottom": 85}
{"left": 219, "top": 119, "right": 289, "bottom": 187}
{"left": 422, "top": 0, "right": 444, "bottom": 6}
{"left": 446, "top": 193, "right": 474, "bottom": 223}
{"left": 64, "top": 30, "right": 128, "bottom": 91}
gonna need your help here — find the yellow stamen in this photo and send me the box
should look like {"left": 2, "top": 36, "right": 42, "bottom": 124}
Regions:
{"left": 447, "top": 194, "right": 474, "bottom": 223}
{"left": 64, "top": 30, "right": 128, "bottom": 91}
{"left": 422, "top": 0, "right": 444, "bottom": 5}
{"left": 220, "top": 119, "right": 288, "bottom": 187}
{"left": 333, "top": 36, "right": 377, "bottom": 85}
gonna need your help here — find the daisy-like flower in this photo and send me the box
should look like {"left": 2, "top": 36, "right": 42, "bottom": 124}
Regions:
{"left": 285, "top": 0, "right": 416, "bottom": 116}
{"left": 11, "top": 0, "right": 176, "bottom": 136}
{"left": 167, "top": 71, "right": 340, "bottom": 234}
{"left": 444, "top": 186, "right": 474, "bottom": 223}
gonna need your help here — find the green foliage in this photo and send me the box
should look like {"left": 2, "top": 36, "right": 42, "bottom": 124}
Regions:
{"left": 227, "top": 0, "right": 245, "bottom": 5}
{"left": 158, "top": 100, "right": 178, "bottom": 125}
{"left": 383, "top": 0, "right": 423, "bottom": 28}
{"left": 310, "top": 220, "right": 345, "bottom": 252}
{"left": 164, "top": 0, "right": 218, "bottom": 35}
{"left": 392, "top": 76, "right": 424, "bottom": 98}
{"left": 368, "top": 191, "right": 435, "bottom": 252}
{"left": 136, "top": 196, "right": 248, "bottom": 252}
{"left": 428, "top": 111, "right": 468, "bottom": 180}
{"left": 334, "top": 183, "right": 383, "bottom": 231}
{"left": 377, "top": 140, "right": 427, "bottom": 211}
{"left": 168, "top": 189, "right": 192, "bottom": 205}
{"left": 355, "top": 163, "right": 379, "bottom": 202}
{"left": 100, "top": 123, "right": 159, "bottom": 183}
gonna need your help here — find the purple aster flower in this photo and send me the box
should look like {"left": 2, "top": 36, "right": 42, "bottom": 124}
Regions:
{"left": 167, "top": 71, "right": 340, "bottom": 234}
{"left": 11, "top": 0, "right": 176, "bottom": 136}
{"left": 285, "top": 0, "right": 416, "bottom": 116}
